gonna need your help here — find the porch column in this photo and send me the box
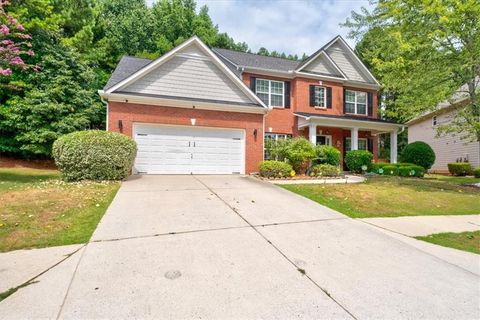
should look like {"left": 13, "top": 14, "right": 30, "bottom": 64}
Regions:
{"left": 351, "top": 127, "right": 359, "bottom": 150}
{"left": 390, "top": 130, "right": 398, "bottom": 163}
{"left": 309, "top": 123, "right": 317, "bottom": 145}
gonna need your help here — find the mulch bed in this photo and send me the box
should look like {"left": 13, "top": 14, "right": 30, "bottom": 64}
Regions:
{"left": 0, "top": 156, "right": 57, "bottom": 169}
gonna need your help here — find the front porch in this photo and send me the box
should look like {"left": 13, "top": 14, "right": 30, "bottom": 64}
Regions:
{"left": 295, "top": 113, "right": 404, "bottom": 163}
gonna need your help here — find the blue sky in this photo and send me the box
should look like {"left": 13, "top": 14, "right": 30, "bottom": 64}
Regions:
{"left": 147, "top": 0, "right": 373, "bottom": 56}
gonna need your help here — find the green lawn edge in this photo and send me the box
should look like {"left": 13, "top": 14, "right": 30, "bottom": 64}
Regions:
{"left": 416, "top": 231, "right": 480, "bottom": 254}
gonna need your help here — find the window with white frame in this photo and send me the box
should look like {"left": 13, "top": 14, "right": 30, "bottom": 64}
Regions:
{"left": 313, "top": 86, "right": 326, "bottom": 108}
{"left": 264, "top": 133, "right": 291, "bottom": 159}
{"left": 432, "top": 116, "right": 437, "bottom": 126}
{"left": 256, "top": 79, "right": 284, "bottom": 107}
{"left": 345, "top": 137, "right": 368, "bottom": 151}
{"left": 345, "top": 90, "right": 367, "bottom": 115}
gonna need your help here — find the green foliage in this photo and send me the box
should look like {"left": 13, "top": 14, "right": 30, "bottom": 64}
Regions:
{"left": 52, "top": 130, "right": 137, "bottom": 181}
{"left": 309, "top": 164, "right": 341, "bottom": 177}
{"left": 258, "top": 160, "right": 293, "bottom": 178}
{"left": 345, "top": 0, "right": 480, "bottom": 141}
{"left": 0, "top": 39, "right": 104, "bottom": 157}
{"left": 371, "top": 163, "right": 424, "bottom": 177}
{"left": 345, "top": 150, "right": 373, "bottom": 173}
{"left": 474, "top": 168, "right": 480, "bottom": 178}
{"left": 448, "top": 163, "right": 473, "bottom": 177}
{"left": 399, "top": 141, "right": 436, "bottom": 169}
{"left": 283, "top": 137, "right": 315, "bottom": 174}
{"left": 313, "top": 145, "right": 341, "bottom": 166}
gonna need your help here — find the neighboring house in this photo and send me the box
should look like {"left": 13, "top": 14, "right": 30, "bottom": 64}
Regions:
{"left": 99, "top": 36, "right": 402, "bottom": 175}
{"left": 407, "top": 88, "right": 480, "bottom": 172}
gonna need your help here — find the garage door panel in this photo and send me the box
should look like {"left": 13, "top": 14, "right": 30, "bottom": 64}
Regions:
{"left": 133, "top": 124, "right": 245, "bottom": 174}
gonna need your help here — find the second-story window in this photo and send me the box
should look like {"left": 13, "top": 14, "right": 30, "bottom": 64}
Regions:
{"left": 345, "top": 90, "right": 367, "bottom": 115}
{"left": 256, "top": 79, "right": 284, "bottom": 107}
{"left": 313, "top": 86, "right": 326, "bottom": 108}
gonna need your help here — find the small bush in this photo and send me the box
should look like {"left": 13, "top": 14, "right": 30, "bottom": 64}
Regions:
{"left": 259, "top": 160, "right": 293, "bottom": 178}
{"left": 345, "top": 150, "right": 373, "bottom": 173}
{"left": 52, "top": 130, "right": 137, "bottom": 181}
{"left": 474, "top": 168, "right": 480, "bottom": 178}
{"left": 284, "top": 137, "right": 315, "bottom": 174}
{"left": 313, "top": 145, "right": 341, "bottom": 166}
{"left": 398, "top": 165, "right": 425, "bottom": 177}
{"left": 382, "top": 165, "right": 399, "bottom": 176}
{"left": 309, "top": 164, "right": 341, "bottom": 177}
{"left": 399, "top": 141, "right": 436, "bottom": 169}
{"left": 448, "top": 163, "right": 473, "bottom": 176}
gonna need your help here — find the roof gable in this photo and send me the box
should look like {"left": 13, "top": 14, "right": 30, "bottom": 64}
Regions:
{"left": 299, "top": 51, "right": 345, "bottom": 78}
{"left": 296, "top": 36, "right": 379, "bottom": 85}
{"left": 105, "top": 37, "right": 267, "bottom": 108}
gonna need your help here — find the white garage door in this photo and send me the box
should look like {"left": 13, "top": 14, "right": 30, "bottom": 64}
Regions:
{"left": 133, "top": 124, "right": 245, "bottom": 174}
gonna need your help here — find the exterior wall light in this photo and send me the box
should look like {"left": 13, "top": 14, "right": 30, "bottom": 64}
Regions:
{"left": 191, "top": 118, "right": 196, "bottom": 126}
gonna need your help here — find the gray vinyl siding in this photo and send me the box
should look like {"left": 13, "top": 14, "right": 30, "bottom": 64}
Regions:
{"left": 408, "top": 109, "right": 480, "bottom": 171}
{"left": 303, "top": 55, "right": 340, "bottom": 76}
{"left": 121, "top": 52, "right": 252, "bottom": 104}
{"left": 326, "top": 42, "right": 371, "bottom": 83}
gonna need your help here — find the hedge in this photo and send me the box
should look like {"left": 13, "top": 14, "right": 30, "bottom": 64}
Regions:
{"left": 371, "top": 162, "right": 424, "bottom": 177}
{"left": 309, "top": 164, "right": 341, "bottom": 177}
{"left": 448, "top": 163, "right": 473, "bottom": 176}
{"left": 345, "top": 150, "right": 373, "bottom": 173}
{"left": 474, "top": 168, "right": 480, "bottom": 178}
{"left": 259, "top": 160, "right": 294, "bottom": 178}
{"left": 399, "top": 141, "right": 436, "bottom": 169}
{"left": 52, "top": 130, "right": 137, "bottom": 181}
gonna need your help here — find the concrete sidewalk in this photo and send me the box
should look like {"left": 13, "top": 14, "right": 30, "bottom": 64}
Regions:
{"left": 360, "top": 214, "right": 480, "bottom": 236}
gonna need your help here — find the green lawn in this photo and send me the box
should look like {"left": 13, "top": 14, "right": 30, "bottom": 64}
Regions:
{"left": 0, "top": 168, "right": 120, "bottom": 252}
{"left": 280, "top": 175, "right": 480, "bottom": 218}
{"left": 416, "top": 231, "right": 480, "bottom": 254}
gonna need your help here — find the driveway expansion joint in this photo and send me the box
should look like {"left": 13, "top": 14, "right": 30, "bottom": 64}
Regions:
{"left": 193, "top": 175, "right": 358, "bottom": 320}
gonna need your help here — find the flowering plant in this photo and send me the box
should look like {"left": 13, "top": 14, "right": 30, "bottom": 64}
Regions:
{"left": 0, "top": 0, "right": 38, "bottom": 76}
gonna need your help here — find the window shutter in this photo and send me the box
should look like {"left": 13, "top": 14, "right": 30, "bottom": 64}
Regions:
{"left": 367, "top": 92, "right": 373, "bottom": 116}
{"left": 326, "top": 87, "right": 332, "bottom": 109}
{"left": 368, "top": 138, "right": 374, "bottom": 153}
{"left": 250, "top": 77, "right": 256, "bottom": 93}
{"left": 284, "top": 81, "right": 291, "bottom": 108}
{"left": 309, "top": 85, "right": 315, "bottom": 107}
{"left": 343, "top": 89, "right": 346, "bottom": 113}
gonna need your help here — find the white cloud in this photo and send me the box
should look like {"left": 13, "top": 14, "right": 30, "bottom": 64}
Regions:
{"left": 148, "top": 0, "right": 373, "bottom": 56}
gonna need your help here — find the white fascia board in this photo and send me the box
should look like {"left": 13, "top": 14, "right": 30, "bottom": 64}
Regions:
{"left": 344, "top": 80, "right": 380, "bottom": 90}
{"left": 102, "top": 92, "right": 268, "bottom": 115}
{"left": 106, "top": 36, "right": 268, "bottom": 111}
{"left": 295, "top": 114, "right": 403, "bottom": 132}
{"left": 242, "top": 67, "right": 295, "bottom": 79}
{"left": 333, "top": 36, "right": 380, "bottom": 86}
{"left": 294, "top": 71, "right": 346, "bottom": 83}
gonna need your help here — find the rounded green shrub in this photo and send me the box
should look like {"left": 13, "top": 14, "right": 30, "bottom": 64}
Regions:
{"left": 259, "top": 160, "right": 293, "bottom": 178}
{"left": 383, "top": 165, "right": 399, "bottom": 176}
{"left": 399, "top": 141, "right": 436, "bottom": 169}
{"left": 52, "top": 130, "right": 137, "bottom": 181}
{"left": 448, "top": 163, "right": 473, "bottom": 176}
{"left": 345, "top": 150, "right": 373, "bottom": 173}
{"left": 284, "top": 137, "right": 315, "bottom": 174}
{"left": 398, "top": 165, "right": 425, "bottom": 177}
{"left": 309, "top": 164, "right": 341, "bottom": 177}
{"left": 474, "top": 168, "right": 480, "bottom": 178}
{"left": 313, "top": 145, "right": 341, "bottom": 166}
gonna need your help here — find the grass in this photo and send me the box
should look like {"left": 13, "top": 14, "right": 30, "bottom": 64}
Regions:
{"left": 280, "top": 175, "right": 480, "bottom": 218}
{"left": 0, "top": 168, "right": 120, "bottom": 252}
{"left": 416, "top": 231, "right": 480, "bottom": 254}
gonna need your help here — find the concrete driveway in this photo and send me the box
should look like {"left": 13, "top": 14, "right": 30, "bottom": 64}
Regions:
{"left": 1, "top": 175, "right": 479, "bottom": 319}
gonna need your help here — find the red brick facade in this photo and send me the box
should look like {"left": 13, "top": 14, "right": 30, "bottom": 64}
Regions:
{"left": 108, "top": 102, "right": 264, "bottom": 174}
{"left": 242, "top": 72, "right": 380, "bottom": 162}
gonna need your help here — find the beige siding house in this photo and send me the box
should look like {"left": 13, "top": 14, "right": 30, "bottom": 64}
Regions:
{"left": 407, "top": 103, "right": 479, "bottom": 173}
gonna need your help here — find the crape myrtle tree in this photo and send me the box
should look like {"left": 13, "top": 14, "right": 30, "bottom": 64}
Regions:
{"left": 344, "top": 0, "right": 480, "bottom": 145}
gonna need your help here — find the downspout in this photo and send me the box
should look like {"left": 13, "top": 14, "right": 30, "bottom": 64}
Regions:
{"left": 98, "top": 91, "right": 109, "bottom": 131}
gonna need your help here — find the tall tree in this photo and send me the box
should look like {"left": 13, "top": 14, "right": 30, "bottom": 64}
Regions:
{"left": 344, "top": 0, "right": 480, "bottom": 142}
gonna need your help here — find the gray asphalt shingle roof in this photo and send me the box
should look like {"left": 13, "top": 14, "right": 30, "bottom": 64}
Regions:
{"left": 212, "top": 48, "right": 301, "bottom": 72}
{"left": 103, "top": 56, "right": 152, "bottom": 90}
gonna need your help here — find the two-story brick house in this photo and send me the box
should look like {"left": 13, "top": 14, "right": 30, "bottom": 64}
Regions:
{"left": 99, "top": 36, "right": 402, "bottom": 174}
